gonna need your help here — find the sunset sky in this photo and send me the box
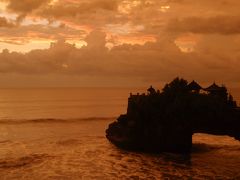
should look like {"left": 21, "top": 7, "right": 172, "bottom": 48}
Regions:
{"left": 0, "top": 0, "right": 240, "bottom": 87}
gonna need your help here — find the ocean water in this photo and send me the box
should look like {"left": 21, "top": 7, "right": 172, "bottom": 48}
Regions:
{"left": 0, "top": 87, "right": 239, "bottom": 179}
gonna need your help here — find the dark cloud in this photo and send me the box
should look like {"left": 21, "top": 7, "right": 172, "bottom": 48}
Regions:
{"left": 168, "top": 16, "right": 240, "bottom": 35}
{"left": 5, "top": 0, "right": 50, "bottom": 13}
{"left": 43, "top": 0, "right": 119, "bottom": 17}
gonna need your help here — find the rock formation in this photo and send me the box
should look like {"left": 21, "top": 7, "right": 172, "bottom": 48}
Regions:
{"left": 106, "top": 78, "right": 240, "bottom": 153}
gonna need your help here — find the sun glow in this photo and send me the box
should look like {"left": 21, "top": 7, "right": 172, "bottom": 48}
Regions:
{"left": 66, "top": 39, "right": 87, "bottom": 48}
{"left": 0, "top": 40, "right": 51, "bottom": 53}
{"left": 118, "top": 0, "right": 141, "bottom": 14}
{"left": 0, "top": 2, "right": 7, "bottom": 10}
{"left": 105, "top": 23, "right": 145, "bottom": 35}
{"left": 159, "top": 6, "right": 170, "bottom": 13}
{"left": 173, "top": 34, "right": 200, "bottom": 53}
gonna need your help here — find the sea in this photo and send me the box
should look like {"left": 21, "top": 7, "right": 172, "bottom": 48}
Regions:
{"left": 0, "top": 87, "right": 239, "bottom": 180}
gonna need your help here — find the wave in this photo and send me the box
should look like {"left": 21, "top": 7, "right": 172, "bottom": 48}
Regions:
{"left": 0, "top": 154, "right": 53, "bottom": 169}
{"left": 0, "top": 117, "right": 116, "bottom": 124}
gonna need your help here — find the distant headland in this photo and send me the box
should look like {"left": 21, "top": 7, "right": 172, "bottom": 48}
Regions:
{"left": 106, "top": 78, "right": 240, "bottom": 153}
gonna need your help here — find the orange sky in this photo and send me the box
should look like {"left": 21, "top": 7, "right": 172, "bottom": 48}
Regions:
{"left": 0, "top": 0, "right": 240, "bottom": 87}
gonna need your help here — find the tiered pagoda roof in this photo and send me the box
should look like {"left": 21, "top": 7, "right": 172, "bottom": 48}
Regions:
{"left": 188, "top": 81, "right": 202, "bottom": 91}
{"left": 204, "top": 83, "right": 224, "bottom": 92}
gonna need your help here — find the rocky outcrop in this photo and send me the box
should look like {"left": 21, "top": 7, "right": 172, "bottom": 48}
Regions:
{"left": 106, "top": 78, "right": 240, "bottom": 153}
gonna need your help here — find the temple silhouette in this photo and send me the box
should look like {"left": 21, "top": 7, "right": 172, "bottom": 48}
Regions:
{"left": 106, "top": 78, "right": 240, "bottom": 153}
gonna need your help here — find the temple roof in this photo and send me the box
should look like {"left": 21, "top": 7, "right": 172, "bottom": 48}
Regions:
{"left": 188, "top": 81, "right": 202, "bottom": 91}
{"left": 204, "top": 83, "right": 223, "bottom": 91}
{"left": 147, "top": 86, "right": 156, "bottom": 94}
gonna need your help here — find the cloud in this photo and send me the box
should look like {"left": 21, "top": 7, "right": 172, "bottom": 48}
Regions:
{"left": 5, "top": 0, "right": 50, "bottom": 13}
{"left": 0, "top": 0, "right": 240, "bottom": 87}
{"left": 0, "top": 16, "right": 14, "bottom": 27}
{"left": 0, "top": 30, "right": 240, "bottom": 87}
{"left": 168, "top": 16, "right": 240, "bottom": 35}
{"left": 37, "top": 0, "right": 122, "bottom": 28}
{"left": 84, "top": 30, "right": 107, "bottom": 50}
{"left": 0, "top": 23, "right": 87, "bottom": 46}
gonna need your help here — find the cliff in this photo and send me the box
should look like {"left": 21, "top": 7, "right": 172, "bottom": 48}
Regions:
{"left": 106, "top": 78, "right": 240, "bottom": 153}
